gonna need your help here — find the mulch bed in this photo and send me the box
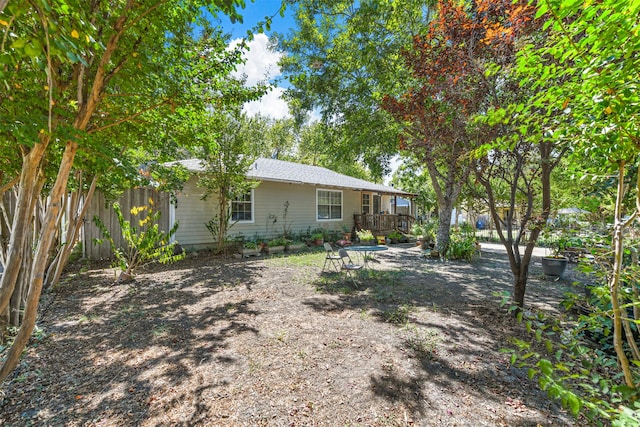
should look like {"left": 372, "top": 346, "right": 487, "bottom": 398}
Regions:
{"left": 0, "top": 244, "right": 581, "bottom": 426}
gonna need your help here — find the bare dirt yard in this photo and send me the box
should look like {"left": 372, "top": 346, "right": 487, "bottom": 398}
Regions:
{"left": 0, "top": 243, "right": 582, "bottom": 426}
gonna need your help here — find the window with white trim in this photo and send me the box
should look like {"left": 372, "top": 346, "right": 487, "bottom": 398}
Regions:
{"left": 362, "top": 193, "right": 371, "bottom": 214}
{"left": 317, "top": 189, "right": 342, "bottom": 221}
{"left": 231, "top": 190, "right": 253, "bottom": 222}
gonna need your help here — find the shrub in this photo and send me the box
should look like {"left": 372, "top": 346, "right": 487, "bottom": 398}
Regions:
{"left": 243, "top": 241, "right": 259, "bottom": 249}
{"left": 356, "top": 229, "right": 374, "bottom": 241}
{"left": 446, "top": 230, "right": 477, "bottom": 260}
{"left": 93, "top": 201, "right": 185, "bottom": 282}
{"left": 413, "top": 221, "right": 437, "bottom": 243}
{"left": 268, "top": 237, "right": 289, "bottom": 247}
{"left": 502, "top": 296, "right": 640, "bottom": 426}
{"left": 387, "top": 230, "right": 403, "bottom": 240}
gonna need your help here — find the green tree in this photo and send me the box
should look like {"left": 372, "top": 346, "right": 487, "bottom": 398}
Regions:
{"left": 265, "top": 116, "right": 297, "bottom": 160}
{"left": 296, "top": 120, "right": 373, "bottom": 180}
{"left": 277, "top": 0, "right": 432, "bottom": 180}
{"left": 0, "top": 0, "right": 249, "bottom": 383}
{"left": 197, "top": 110, "right": 263, "bottom": 253}
{"left": 508, "top": 0, "right": 640, "bottom": 417}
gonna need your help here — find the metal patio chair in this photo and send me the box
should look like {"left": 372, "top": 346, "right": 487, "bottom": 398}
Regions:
{"left": 322, "top": 242, "right": 341, "bottom": 273}
{"left": 338, "top": 248, "right": 363, "bottom": 287}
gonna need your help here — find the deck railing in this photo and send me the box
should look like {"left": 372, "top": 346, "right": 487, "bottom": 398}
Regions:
{"left": 353, "top": 213, "right": 415, "bottom": 235}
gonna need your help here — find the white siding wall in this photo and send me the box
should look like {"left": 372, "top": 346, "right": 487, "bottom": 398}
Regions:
{"left": 173, "top": 178, "right": 218, "bottom": 250}
{"left": 343, "top": 188, "right": 361, "bottom": 224}
{"left": 172, "top": 177, "right": 362, "bottom": 249}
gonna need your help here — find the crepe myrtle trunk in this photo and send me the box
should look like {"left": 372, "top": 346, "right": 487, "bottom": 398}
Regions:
{"left": 0, "top": 141, "right": 78, "bottom": 383}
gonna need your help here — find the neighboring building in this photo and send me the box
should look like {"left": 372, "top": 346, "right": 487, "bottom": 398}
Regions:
{"left": 167, "top": 158, "right": 415, "bottom": 251}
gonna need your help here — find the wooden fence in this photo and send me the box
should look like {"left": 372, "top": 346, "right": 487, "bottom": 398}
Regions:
{"left": 84, "top": 188, "right": 171, "bottom": 260}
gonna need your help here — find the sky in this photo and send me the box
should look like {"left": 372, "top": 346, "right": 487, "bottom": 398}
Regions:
{"left": 218, "top": 1, "right": 298, "bottom": 120}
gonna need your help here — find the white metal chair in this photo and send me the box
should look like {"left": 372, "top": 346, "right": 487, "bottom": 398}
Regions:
{"left": 322, "top": 242, "right": 341, "bottom": 272}
{"left": 338, "top": 248, "right": 363, "bottom": 287}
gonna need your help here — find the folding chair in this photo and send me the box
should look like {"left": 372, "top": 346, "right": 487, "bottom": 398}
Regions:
{"left": 338, "top": 248, "right": 364, "bottom": 287}
{"left": 322, "top": 242, "right": 341, "bottom": 272}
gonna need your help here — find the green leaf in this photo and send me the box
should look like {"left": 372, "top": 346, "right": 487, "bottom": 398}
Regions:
{"left": 538, "top": 359, "right": 553, "bottom": 376}
{"left": 11, "top": 38, "right": 27, "bottom": 49}
{"left": 566, "top": 393, "right": 581, "bottom": 415}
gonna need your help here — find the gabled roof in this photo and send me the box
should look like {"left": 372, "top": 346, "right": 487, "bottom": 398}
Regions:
{"left": 169, "top": 158, "right": 413, "bottom": 196}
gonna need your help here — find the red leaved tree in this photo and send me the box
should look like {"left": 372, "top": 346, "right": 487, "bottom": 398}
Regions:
{"left": 382, "top": 0, "right": 537, "bottom": 255}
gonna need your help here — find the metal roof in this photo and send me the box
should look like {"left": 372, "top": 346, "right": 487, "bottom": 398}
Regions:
{"left": 169, "top": 158, "right": 413, "bottom": 196}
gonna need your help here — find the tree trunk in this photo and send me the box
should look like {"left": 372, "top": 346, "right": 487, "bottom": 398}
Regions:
{"left": 0, "top": 141, "right": 78, "bottom": 383}
{"left": 0, "top": 187, "right": 15, "bottom": 266}
{"left": 217, "top": 189, "right": 228, "bottom": 254}
{"left": 512, "top": 269, "right": 527, "bottom": 310}
{"left": 9, "top": 234, "right": 32, "bottom": 327}
{"left": 610, "top": 161, "right": 635, "bottom": 389}
{"left": 0, "top": 143, "right": 47, "bottom": 316}
{"left": 424, "top": 156, "right": 464, "bottom": 257}
{"left": 436, "top": 204, "right": 454, "bottom": 255}
{"left": 45, "top": 173, "right": 99, "bottom": 289}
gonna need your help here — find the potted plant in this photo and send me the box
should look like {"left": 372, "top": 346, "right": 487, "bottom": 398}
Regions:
{"left": 356, "top": 229, "right": 375, "bottom": 245}
{"left": 541, "top": 230, "right": 568, "bottom": 277}
{"left": 342, "top": 226, "right": 353, "bottom": 242}
{"left": 420, "top": 221, "right": 437, "bottom": 250}
{"left": 387, "top": 230, "right": 403, "bottom": 244}
{"left": 311, "top": 232, "right": 324, "bottom": 246}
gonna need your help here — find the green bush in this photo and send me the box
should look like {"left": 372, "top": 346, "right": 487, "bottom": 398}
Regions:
{"left": 93, "top": 202, "right": 185, "bottom": 282}
{"left": 413, "top": 220, "right": 437, "bottom": 243}
{"left": 268, "top": 237, "right": 289, "bottom": 247}
{"left": 243, "top": 241, "right": 259, "bottom": 249}
{"left": 311, "top": 232, "right": 324, "bottom": 241}
{"left": 501, "top": 241, "right": 640, "bottom": 426}
{"left": 446, "top": 230, "right": 477, "bottom": 261}
{"left": 356, "top": 229, "right": 374, "bottom": 241}
{"left": 387, "top": 230, "right": 403, "bottom": 240}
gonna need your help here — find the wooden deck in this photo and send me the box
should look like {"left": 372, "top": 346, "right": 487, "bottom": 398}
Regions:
{"left": 353, "top": 213, "right": 415, "bottom": 235}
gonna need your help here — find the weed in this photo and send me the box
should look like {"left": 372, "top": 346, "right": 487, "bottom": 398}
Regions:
{"left": 401, "top": 323, "right": 439, "bottom": 358}
{"left": 78, "top": 314, "right": 99, "bottom": 324}
{"left": 248, "top": 358, "right": 261, "bottom": 373}
{"left": 373, "top": 289, "right": 393, "bottom": 302}
{"left": 152, "top": 325, "right": 168, "bottom": 337}
{"left": 274, "top": 330, "right": 287, "bottom": 342}
{"left": 383, "top": 304, "right": 413, "bottom": 325}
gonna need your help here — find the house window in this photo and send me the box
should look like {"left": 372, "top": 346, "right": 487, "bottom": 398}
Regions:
{"left": 362, "top": 193, "right": 371, "bottom": 214}
{"left": 231, "top": 190, "right": 253, "bottom": 222}
{"left": 317, "top": 189, "right": 342, "bottom": 221}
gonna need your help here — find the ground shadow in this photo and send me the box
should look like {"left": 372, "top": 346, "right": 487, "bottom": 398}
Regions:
{"left": 306, "top": 246, "right": 575, "bottom": 425}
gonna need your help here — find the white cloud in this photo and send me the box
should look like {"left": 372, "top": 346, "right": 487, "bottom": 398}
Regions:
{"left": 230, "top": 33, "right": 290, "bottom": 119}
{"left": 243, "top": 86, "right": 290, "bottom": 120}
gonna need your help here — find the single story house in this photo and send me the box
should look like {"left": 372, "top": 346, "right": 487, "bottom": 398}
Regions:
{"left": 167, "top": 157, "right": 416, "bottom": 251}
